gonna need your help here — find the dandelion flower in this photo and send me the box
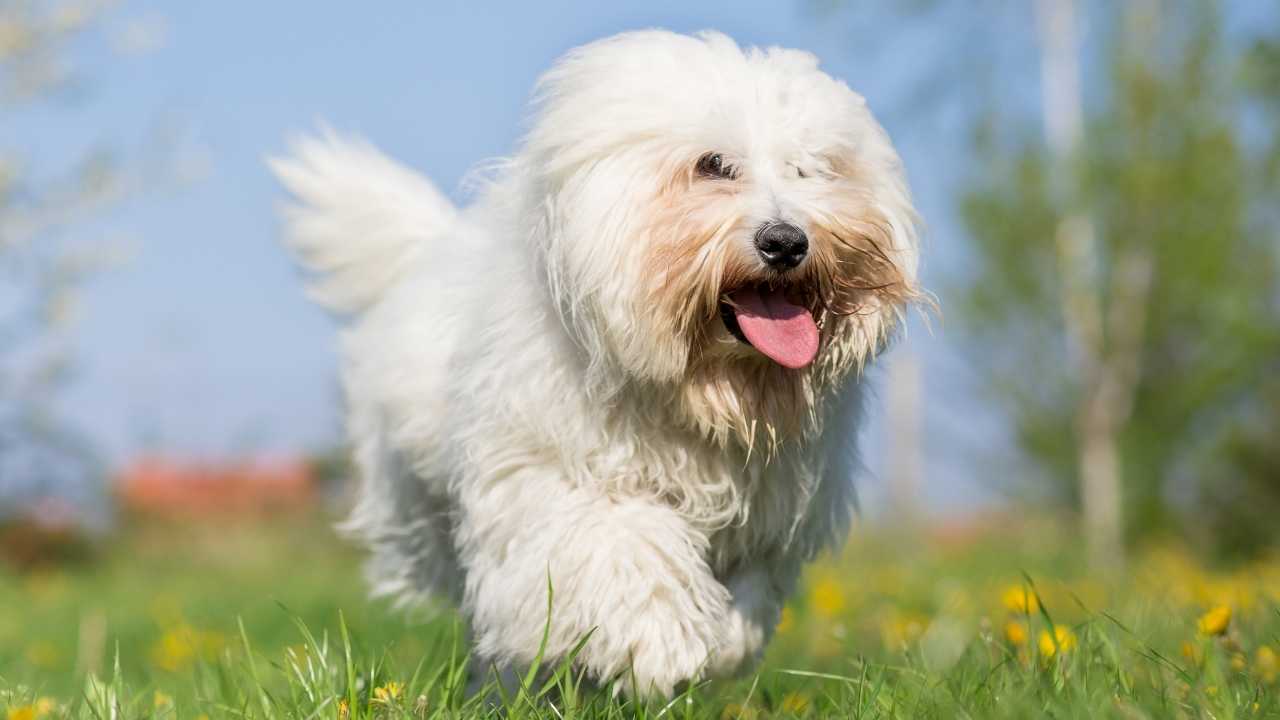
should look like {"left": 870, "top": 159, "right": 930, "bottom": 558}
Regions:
{"left": 779, "top": 692, "right": 810, "bottom": 714}
{"left": 776, "top": 606, "right": 795, "bottom": 635}
{"left": 1197, "top": 605, "right": 1231, "bottom": 637}
{"left": 372, "top": 682, "right": 403, "bottom": 705}
{"left": 7, "top": 699, "right": 56, "bottom": 720}
{"left": 1257, "top": 646, "right": 1277, "bottom": 684}
{"left": 1001, "top": 586, "right": 1038, "bottom": 615}
{"left": 151, "top": 629, "right": 195, "bottom": 672}
{"left": 721, "top": 702, "right": 759, "bottom": 719}
{"left": 879, "top": 611, "right": 927, "bottom": 650}
{"left": 810, "top": 577, "right": 846, "bottom": 618}
{"left": 149, "top": 624, "right": 225, "bottom": 672}
{"left": 1038, "top": 625, "right": 1077, "bottom": 659}
{"left": 1004, "top": 620, "right": 1028, "bottom": 646}
{"left": 1181, "top": 641, "right": 1203, "bottom": 664}
{"left": 153, "top": 691, "right": 173, "bottom": 709}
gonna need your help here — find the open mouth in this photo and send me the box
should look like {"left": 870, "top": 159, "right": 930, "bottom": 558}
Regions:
{"left": 718, "top": 284, "right": 820, "bottom": 369}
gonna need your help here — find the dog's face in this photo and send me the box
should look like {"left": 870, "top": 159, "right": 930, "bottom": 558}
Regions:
{"left": 523, "top": 31, "right": 920, "bottom": 447}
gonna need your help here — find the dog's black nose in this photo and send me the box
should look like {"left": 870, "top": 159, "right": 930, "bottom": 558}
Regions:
{"left": 754, "top": 222, "right": 808, "bottom": 270}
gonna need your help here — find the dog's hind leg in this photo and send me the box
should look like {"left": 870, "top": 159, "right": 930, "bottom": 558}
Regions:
{"left": 341, "top": 415, "right": 462, "bottom": 607}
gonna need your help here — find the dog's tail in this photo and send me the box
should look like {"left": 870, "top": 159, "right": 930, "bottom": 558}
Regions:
{"left": 269, "top": 129, "right": 457, "bottom": 317}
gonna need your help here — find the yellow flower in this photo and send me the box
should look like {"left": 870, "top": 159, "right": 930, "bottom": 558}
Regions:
{"left": 1196, "top": 577, "right": 1257, "bottom": 612}
{"left": 1004, "top": 620, "right": 1029, "bottom": 646}
{"left": 151, "top": 629, "right": 194, "bottom": 671}
{"left": 1001, "top": 585, "right": 1039, "bottom": 615}
{"left": 1181, "top": 641, "right": 1203, "bottom": 665}
{"left": 1197, "top": 605, "right": 1231, "bottom": 637}
{"left": 721, "top": 702, "right": 759, "bottom": 720}
{"left": 1038, "top": 626, "right": 1077, "bottom": 659}
{"left": 879, "top": 611, "right": 928, "bottom": 650}
{"left": 1231, "top": 652, "right": 1247, "bottom": 671}
{"left": 5, "top": 699, "right": 56, "bottom": 720}
{"left": 337, "top": 698, "right": 350, "bottom": 720}
{"left": 1257, "top": 646, "right": 1278, "bottom": 684}
{"left": 776, "top": 606, "right": 795, "bottom": 635}
{"left": 154, "top": 690, "right": 173, "bottom": 709}
{"left": 779, "top": 692, "right": 810, "bottom": 714}
{"left": 372, "top": 682, "right": 403, "bottom": 705}
{"left": 810, "top": 577, "right": 846, "bottom": 618}
{"left": 150, "top": 624, "right": 225, "bottom": 672}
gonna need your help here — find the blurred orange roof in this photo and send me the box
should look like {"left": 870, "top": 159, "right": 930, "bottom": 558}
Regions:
{"left": 116, "top": 457, "right": 314, "bottom": 516}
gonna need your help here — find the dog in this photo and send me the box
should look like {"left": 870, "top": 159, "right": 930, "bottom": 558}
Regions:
{"left": 271, "top": 29, "right": 920, "bottom": 697}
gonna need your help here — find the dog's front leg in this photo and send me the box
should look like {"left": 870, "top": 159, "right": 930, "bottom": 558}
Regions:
{"left": 456, "top": 470, "right": 730, "bottom": 697}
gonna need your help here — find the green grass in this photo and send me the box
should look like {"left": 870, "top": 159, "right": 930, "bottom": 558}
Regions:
{"left": 2, "top": 515, "right": 1278, "bottom": 718}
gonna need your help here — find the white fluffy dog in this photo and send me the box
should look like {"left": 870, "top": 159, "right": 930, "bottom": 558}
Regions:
{"left": 272, "top": 30, "right": 919, "bottom": 697}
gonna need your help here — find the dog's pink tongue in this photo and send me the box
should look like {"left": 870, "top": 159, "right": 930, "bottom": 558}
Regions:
{"left": 730, "top": 287, "right": 819, "bottom": 369}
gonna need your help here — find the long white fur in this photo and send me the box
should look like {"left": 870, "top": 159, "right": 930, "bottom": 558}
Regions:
{"left": 271, "top": 30, "right": 919, "bottom": 697}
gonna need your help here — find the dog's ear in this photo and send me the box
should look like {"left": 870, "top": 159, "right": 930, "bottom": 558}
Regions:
{"left": 522, "top": 149, "right": 690, "bottom": 392}
{"left": 833, "top": 116, "right": 926, "bottom": 347}
{"left": 874, "top": 163, "right": 922, "bottom": 299}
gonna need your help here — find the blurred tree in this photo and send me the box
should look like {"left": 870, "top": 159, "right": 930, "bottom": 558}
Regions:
{"left": 958, "top": 0, "right": 1280, "bottom": 561}
{"left": 1192, "top": 30, "right": 1280, "bottom": 561}
{"left": 1032, "top": 0, "right": 1127, "bottom": 571}
{"left": 0, "top": 1, "right": 130, "bottom": 523}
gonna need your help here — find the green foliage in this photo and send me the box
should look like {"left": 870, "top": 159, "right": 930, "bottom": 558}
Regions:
{"left": 956, "top": 1, "right": 1280, "bottom": 556}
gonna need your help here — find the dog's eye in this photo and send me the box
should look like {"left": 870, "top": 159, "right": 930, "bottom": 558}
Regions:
{"left": 796, "top": 167, "right": 809, "bottom": 179}
{"left": 696, "top": 153, "right": 735, "bottom": 180}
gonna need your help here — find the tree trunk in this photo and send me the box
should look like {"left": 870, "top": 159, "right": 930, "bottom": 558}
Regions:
{"left": 1078, "top": 372, "right": 1125, "bottom": 569}
{"left": 1035, "top": 0, "right": 1130, "bottom": 571}
{"left": 886, "top": 349, "right": 923, "bottom": 525}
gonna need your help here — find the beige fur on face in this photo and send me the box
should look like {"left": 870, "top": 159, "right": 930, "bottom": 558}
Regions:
{"left": 637, "top": 154, "right": 917, "bottom": 450}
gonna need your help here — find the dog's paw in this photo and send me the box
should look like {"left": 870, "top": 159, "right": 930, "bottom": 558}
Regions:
{"left": 586, "top": 570, "right": 730, "bottom": 697}
{"left": 563, "top": 506, "right": 730, "bottom": 697}
{"left": 461, "top": 490, "right": 734, "bottom": 698}
{"left": 614, "top": 605, "right": 721, "bottom": 697}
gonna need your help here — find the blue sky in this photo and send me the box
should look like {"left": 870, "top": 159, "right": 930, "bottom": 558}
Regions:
{"left": 26, "top": 1, "right": 1059, "bottom": 514}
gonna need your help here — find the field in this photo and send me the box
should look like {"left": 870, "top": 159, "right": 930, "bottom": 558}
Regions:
{"left": 3, "top": 515, "right": 1279, "bottom": 719}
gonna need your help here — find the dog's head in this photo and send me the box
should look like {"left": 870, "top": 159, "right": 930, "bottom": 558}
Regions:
{"left": 520, "top": 31, "right": 921, "bottom": 447}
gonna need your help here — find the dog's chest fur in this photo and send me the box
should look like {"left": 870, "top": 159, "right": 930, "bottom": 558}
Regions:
{"left": 585, "top": 405, "right": 826, "bottom": 576}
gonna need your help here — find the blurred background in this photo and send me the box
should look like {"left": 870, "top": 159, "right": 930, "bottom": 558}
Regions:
{"left": 1, "top": 0, "right": 1278, "bottom": 696}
